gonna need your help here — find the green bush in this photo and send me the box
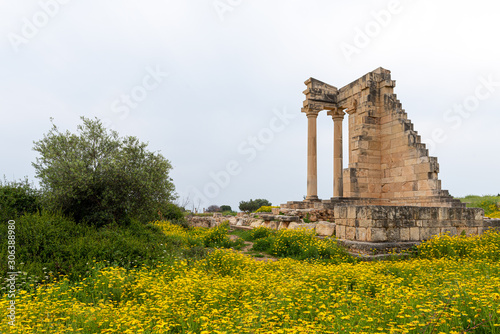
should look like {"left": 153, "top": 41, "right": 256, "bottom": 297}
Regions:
{"left": 32, "top": 117, "right": 176, "bottom": 226}
{"left": 249, "top": 226, "right": 276, "bottom": 240}
{"left": 269, "top": 228, "right": 351, "bottom": 262}
{"left": 0, "top": 212, "right": 182, "bottom": 291}
{"left": 255, "top": 206, "right": 280, "bottom": 213}
{"left": 239, "top": 199, "right": 272, "bottom": 212}
{"left": 0, "top": 178, "right": 41, "bottom": 223}
{"left": 158, "top": 202, "right": 185, "bottom": 221}
{"left": 251, "top": 237, "right": 274, "bottom": 252}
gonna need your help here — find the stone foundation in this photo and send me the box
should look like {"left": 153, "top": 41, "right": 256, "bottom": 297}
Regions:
{"left": 332, "top": 204, "right": 500, "bottom": 242}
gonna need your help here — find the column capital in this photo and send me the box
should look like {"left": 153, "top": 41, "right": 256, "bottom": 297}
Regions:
{"left": 301, "top": 106, "right": 320, "bottom": 117}
{"left": 326, "top": 106, "right": 346, "bottom": 120}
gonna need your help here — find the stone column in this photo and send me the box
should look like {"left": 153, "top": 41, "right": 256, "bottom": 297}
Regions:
{"left": 304, "top": 108, "right": 320, "bottom": 201}
{"left": 328, "top": 108, "right": 345, "bottom": 198}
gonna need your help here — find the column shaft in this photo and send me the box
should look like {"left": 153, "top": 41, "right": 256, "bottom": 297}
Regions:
{"left": 333, "top": 117, "right": 344, "bottom": 198}
{"left": 306, "top": 113, "right": 319, "bottom": 201}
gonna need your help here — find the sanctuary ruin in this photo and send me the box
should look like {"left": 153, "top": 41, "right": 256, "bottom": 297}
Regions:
{"left": 281, "top": 67, "right": 499, "bottom": 248}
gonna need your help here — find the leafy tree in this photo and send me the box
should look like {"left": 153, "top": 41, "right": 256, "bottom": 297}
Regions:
{"left": 220, "top": 205, "right": 231, "bottom": 212}
{"left": 32, "top": 117, "right": 177, "bottom": 226}
{"left": 0, "top": 178, "right": 41, "bottom": 223}
{"left": 238, "top": 199, "right": 272, "bottom": 212}
{"left": 206, "top": 205, "right": 221, "bottom": 213}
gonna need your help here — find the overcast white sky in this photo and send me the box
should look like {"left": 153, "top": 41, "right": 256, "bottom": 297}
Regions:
{"left": 1, "top": 0, "right": 499, "bottom": 212}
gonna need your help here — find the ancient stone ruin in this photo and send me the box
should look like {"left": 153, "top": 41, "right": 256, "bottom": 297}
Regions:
{"left": 281, "top": 67, "right": 500, "bottom": 250}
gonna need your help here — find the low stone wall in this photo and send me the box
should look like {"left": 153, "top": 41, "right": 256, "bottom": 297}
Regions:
{"left": 187, "top": 213, "right": 337, "bottom": 236}
{"left": 272, "top": 208, "right": 335, "bottom": 222}
{"left": 333, "top": 205, "right": 500, "bottom": 242}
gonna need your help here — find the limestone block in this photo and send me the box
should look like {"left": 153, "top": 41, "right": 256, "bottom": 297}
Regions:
{"left": 370, "top": 228, "right": 387, "bottom": 242}
{"left": 268, "top": 221, "right": 279, "bottom": 229}
{"left": 278, "top": 221, "right": 290, "bottom": 230}
{"left": 335, "top": 218, "right": 347, "bottom": 226}
{"left": 346, "top": 218, "right": 356, "bottom": 227}
{"left": 250, "top": 221, "right": 263, "bottom": 228}
{"left": 357, "top": 219, "right": 372, "bottom": 228}
{"left": 316, "top": 222, "right": 336, "bottom": 236}
{"left": 271, "top": 208, "right": 280, "bottom": 215}
{"left": 400, "top": 227, "right": 410, "bottom": 241}
{"left": 346, "top": 227, "right": 356, "bottom": 240}
{"left": 336, "top": 225, "right": 346, "bottom": 239}
{"left": 386, "top": 228, "right": 400, "bottom": 242}
{"left": 347, "top": 206, "right": 357, "bottom": 219}
{"left": 410, "top": 227, "right": 420, "bottom": 241}
{"left": 334, "top": 206, "right": 347, "bottom": 219}
{"left": 420, "top": 227, "right": 440, "bottom": 240}
{"left": 438, "top": 208, "right": 449, "bottom": 220}
{"left": 356, "top": 227, "right": 367, "bottom": 241}
{"left": 288, "top": 222, "right": 316, "bottom": 231}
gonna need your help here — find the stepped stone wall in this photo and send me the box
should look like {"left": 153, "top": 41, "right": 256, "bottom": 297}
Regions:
{"left": 280, "top": 67, "right": 497, "bottom": 245}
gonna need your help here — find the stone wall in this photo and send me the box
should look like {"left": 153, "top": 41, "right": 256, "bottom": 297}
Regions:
{"left": 337, "top": 68, "right": 463, "bottom": 208}
{"left": 333, "top": 205, "right": 500, "bottom": 242}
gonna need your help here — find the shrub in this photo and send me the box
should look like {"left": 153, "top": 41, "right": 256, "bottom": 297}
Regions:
{"left": 206, "top": 205, "right": 221, "bottom": 213}
{"left": 239, "top": 199, "right": 272, "bottom": 212}
{"left": 157, "top": 202, "right": 185, "bottom": 221}
{"left": 0, "top": 178, "right": 41, "bottom": 223}
{"left": 269, "top": 228, "right": 350, "bottom": 262}
{"left": 255, "top": 206, "right": 280, "bottom": 213}
{"left": 220, "top": 205, "right": 232, "bottom": 212}
{"left": 200, "top": 248, "right": 254, "bottom": 276}
{"left": 32, "top": 117, "right": 176, "bottom": 226}
{"left": 0, "top": 212, "right": 182, "bottom": 290}
{"left": 416, "top": 229, "right": 500, "bottom": 260}
{"left": 251, "top": 237, "right": 274, "bottom": 252}
{"left": 249, "top": 226, "right": 276, "bottom": 240}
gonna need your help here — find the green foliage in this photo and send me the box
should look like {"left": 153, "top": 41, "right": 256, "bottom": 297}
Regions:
{"left": 246, "top": 227, "right": 352, "bottom": 262}
{"left": 416, "top": 229, "right": 500, "bottom": 260}
{"left": 458, "top": 194, "right": 500, "bottom": 213}
{"left": 32, "top": 117, "right": 176, "bottom": 226}
{"left": 238, "top": 198, "right": 272, "bottom": 212}
{"left": 202, "top": 222, "right": 243, "bottom": 249}
{"left": 157, "top": 202, "right": 185, "bottom": 221}
{"left": 249, "top": 226, "right": 276, "bottom": 240}
{"left": 251, "top": 237, "right": 274, "bottom": 252}
{"left": 200, "top": 249, "right": 254, "bottom": 277}
{"left": 0, "top": 212, "right": 182, "bottom": 290}
{"left": 220, "top": 205, "right": 231, "bottom": 212}
{"left": 0, "top": 178, "right": 41, "bottom": 223}
{"left": 255, "top": 205, "right": 280, "bottom": 213}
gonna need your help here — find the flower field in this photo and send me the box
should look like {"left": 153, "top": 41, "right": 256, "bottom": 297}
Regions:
{"left": 2, "top": 223, "right": 500, "bottom": 333}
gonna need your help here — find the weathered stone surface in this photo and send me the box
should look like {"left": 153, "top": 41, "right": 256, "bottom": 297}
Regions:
{"left": 315, "top": 221, "right": 336, "bottom": 236}
{"left": 288, "top": 222, "right": 317, "bottom": 231}
{"left": 250, "top": 221, "right": 263, "bottom": 228}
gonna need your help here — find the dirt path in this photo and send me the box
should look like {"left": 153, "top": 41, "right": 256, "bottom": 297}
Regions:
{"left": 228, "top": 234, "right": 277, "bottom": 262}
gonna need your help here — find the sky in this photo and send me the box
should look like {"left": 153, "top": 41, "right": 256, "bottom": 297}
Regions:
{"left": 1, "top": 0, "right": 499, "bottom": 212}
